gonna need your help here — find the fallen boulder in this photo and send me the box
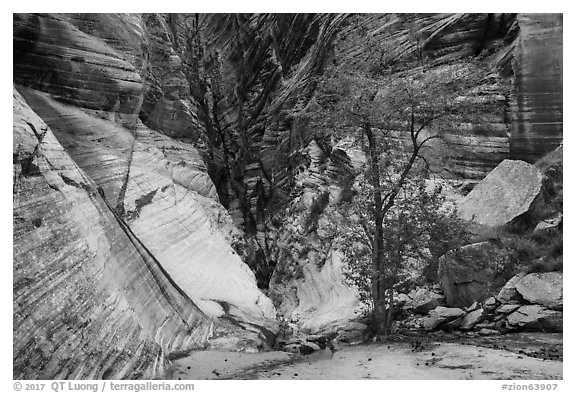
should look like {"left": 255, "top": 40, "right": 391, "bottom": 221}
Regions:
{"left": 515, "top": 272, "right": 563, "bottom": 310}
{"left": 458, "top": 159, "right": 542, "bottom": 227}
{"left": 438, "top": 242, "right": 510, "bottom": 307}
{"left": 506, "top": 305, "right": 563, "bottom": 332}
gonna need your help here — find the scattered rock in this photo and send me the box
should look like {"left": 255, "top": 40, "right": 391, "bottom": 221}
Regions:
{"left": 496, "top": 304, "right": 521, "bottom": 314}
{"left": 534, "top": 214, "right": 562, "bottom": 233}
{"left": 283, "top": 344, "right": 301, "bottom": 354}
{"left": 483, "top": 297, "right": 499, "bottom": 312}
{"left": 478, "top": 328, "right": 500, "bottom": 336}
{"left": 515, "top": 272, "right": 563, "bottom": 310}
{"left": 300, "top": 342, "right": 321, "bottom": 354}
{"left": 474, "top": 322, "right": 496, "bottom": 330}
{"left": 506, "top": 305, "right": 563, "bottom": 332}
{"left": 444, "top": 316, "right": 464, "bottom": 330}
{"left": 466, "top": 301, "right": 480, "bottom": 312}
{"left": 460, "top": 308, "right": 485, "bottom": 331}
{"left": 408, "top": 289, "right": 445, "bottom": 314}
{"left": 458, "top": 159, "right": 543, "bottom": 227}
{"left": 396, "top": 293, "right": 411, "bottom": 307}
{"left": 423, "top": 307, "right": 465, "bottom": 330}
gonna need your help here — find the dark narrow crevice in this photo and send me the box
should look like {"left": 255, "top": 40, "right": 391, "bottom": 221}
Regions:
{"left": 115, "top": 135, "right": 136, "bottom": 217}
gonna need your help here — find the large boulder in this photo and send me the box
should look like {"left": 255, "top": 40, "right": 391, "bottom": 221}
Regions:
{"left": 458, "top": 160, "right": 542, "bottom": 227}
{"left": 515, "top": 272, "right": 563, "bottom": 310}
{"left": 506, "top": 305, "right": 563, "bottom": 332}
{"left": 438, "top": 242, "right": 510, "bottom": 307}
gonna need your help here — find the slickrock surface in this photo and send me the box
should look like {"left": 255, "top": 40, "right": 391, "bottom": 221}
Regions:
{"left": 13, "top": 88, "right": 213, "bottom": 379}
{"left": 17, "top": 87, "right": 278, "bottom": 336}
{"left": 458, "top": 160, "right": 542, "bottom": 227}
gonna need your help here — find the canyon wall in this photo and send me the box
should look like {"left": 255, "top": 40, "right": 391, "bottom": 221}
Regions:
{"left": 510, "top": 14, "right": 563, "bottom": 163}
{"left": 13, "top": 13, "right": 562, "bottom": 378}
{"left": 13, "top": 13, "right": 278, "bottom": 379}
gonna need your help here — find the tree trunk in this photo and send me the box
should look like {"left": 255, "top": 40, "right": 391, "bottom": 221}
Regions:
{"left": 365, "top": 123, "right": 387, "bottom": 335}
{"left": 386, "top": 287, "right": 395, "bottom": 334}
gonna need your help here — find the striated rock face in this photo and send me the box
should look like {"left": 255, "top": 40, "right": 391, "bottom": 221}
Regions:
{"left": 271, "top": 250, "right": 363, "bottom": 335}
{"left": 17, "top": 86, "right": 277, "bottom": 337}
{"left": 13, "top": 12, "right": 278, "bottom": 379}
{"left": 458, "top": 159, "right": 542, "bottom": 227}
{"left": 510, "top": 14, "right": 563, "bottom": 162}
{"left": 138, "top": 14, "right": 205, "bottom": 141}
{"left": 13, "top": 14, "right": 143, "bottom": 116}
{"left": 268, "top": 141, "right": 364, "bottom": 336}
{"left": 13, "top": 88, "right": 214, "bottom": 379}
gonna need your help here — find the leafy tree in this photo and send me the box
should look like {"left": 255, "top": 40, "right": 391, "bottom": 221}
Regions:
{"left": 338, "top": 174, "right": 471, "bottom": 334}
{"left": 299, "top": 28, "right": 498, "bottom": 335}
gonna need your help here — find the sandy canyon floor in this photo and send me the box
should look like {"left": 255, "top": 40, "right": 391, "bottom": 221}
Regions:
{"left": 170, "top": 332, "right": 562, "bottom": 380}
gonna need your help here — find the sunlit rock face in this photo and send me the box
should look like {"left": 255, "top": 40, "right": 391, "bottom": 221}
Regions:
{"left": 510, "top": 14, "right": 563, "bottom": 162}
{"left": 13, "top": 88, "right": 213, "bottom": 379}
